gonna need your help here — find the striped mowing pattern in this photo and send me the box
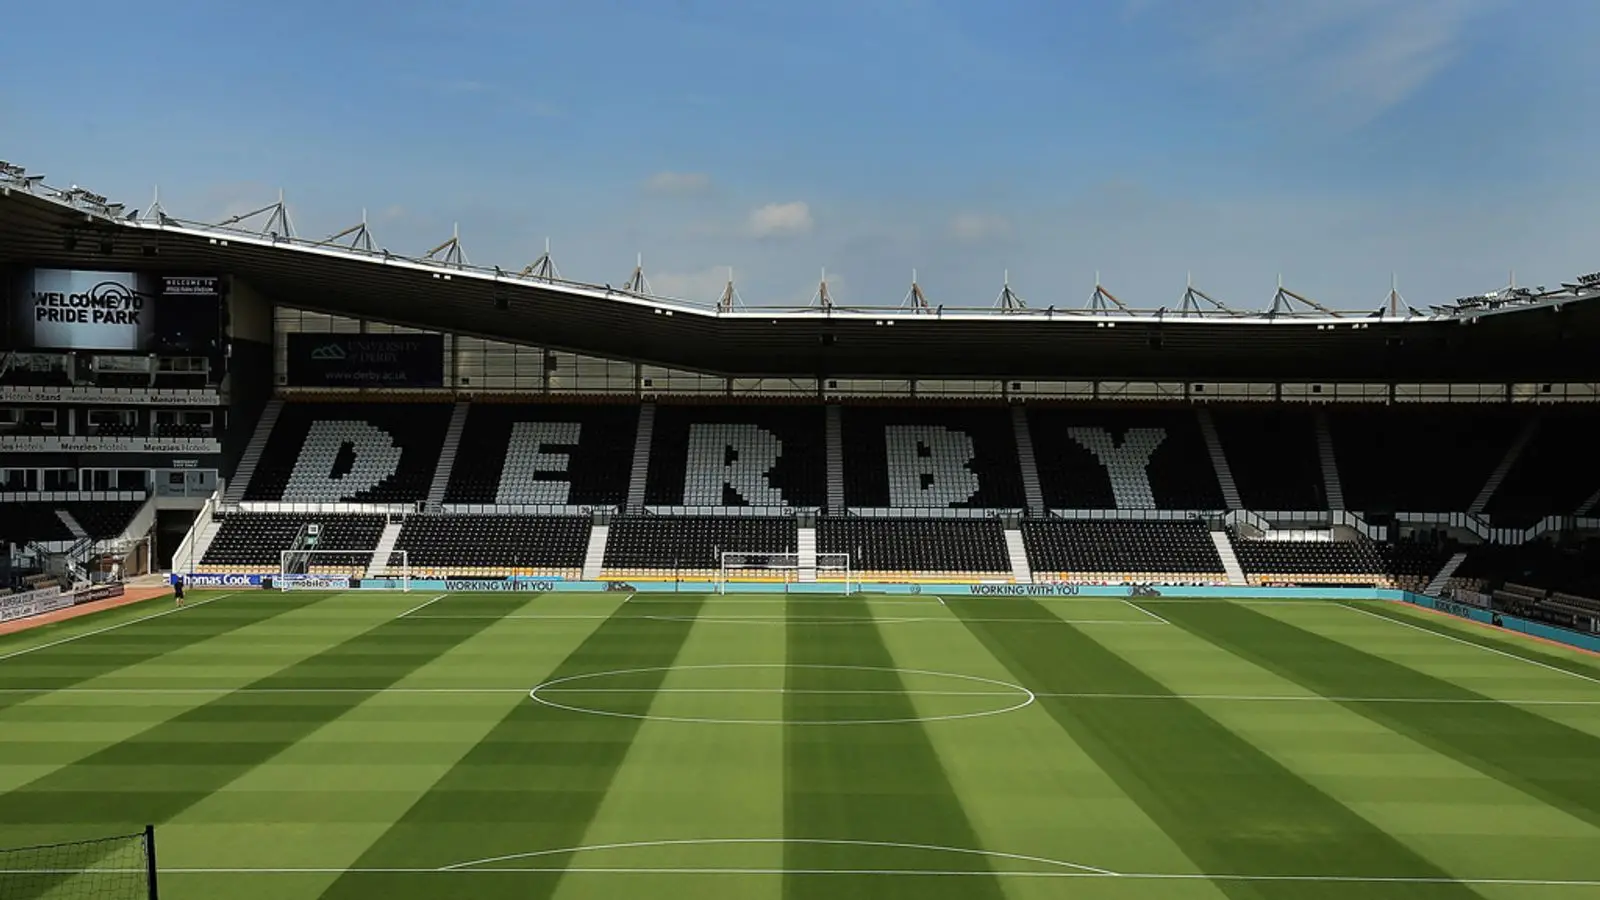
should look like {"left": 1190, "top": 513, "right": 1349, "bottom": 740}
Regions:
{"left": 0, "top": 590, "right": 1597, "bottom": 900}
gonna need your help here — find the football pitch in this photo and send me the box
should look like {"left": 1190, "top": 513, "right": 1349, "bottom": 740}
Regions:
{"left": 2, "top": 590, "right": 1599, "bottom": 900}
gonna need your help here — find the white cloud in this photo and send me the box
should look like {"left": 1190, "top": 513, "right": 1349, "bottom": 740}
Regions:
{"left": 645, "top": 171, "right": 712, "bottom": 194}
{"left": 948, "top": 212, "right": 1011, "bottom": 242}
{"left": 1140, "top": 0, "right": 1498, "bottom": 125}
{"left": 747, "top": 201, "right": 814, "bottom": 238}
{"left": 650, "top": 266, "right": 734, "bottom": 304}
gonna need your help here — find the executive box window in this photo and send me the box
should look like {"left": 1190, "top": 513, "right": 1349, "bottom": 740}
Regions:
{"left": 1, "top": 408, "right": 60, "bottom": 434}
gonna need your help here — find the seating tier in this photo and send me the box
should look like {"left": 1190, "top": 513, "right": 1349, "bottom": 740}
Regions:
{"left": 200, "top": 514, "right": 385, "bottom": 568}
{"left": 1022, "top": 520, "right": 1224, "bottom": 578}
{"left": 1485, "top": 411, "right": 1600, "bottom": 526}
{"left": 244, "top": 402, "right": 452, "bottom": 503}
{"left": 646, "top": 404, "right": 825, "bottom": 508}
{"left": 1329, "top": 406, "right": 1518, "bottom": 512}
{"left": 818, "top": 518, "right": 1009, "bottom": 577}
{"left": 444, "top": 403, "right": 636, "bottom": 507}
{"left": 603, "top": 516, "right": 798, "bottom": 573}
{"left": 1211, "top": 409, "right": 1325, "bottom": 510}
{"left": 1028, "top": 407, "right": 1223, "bottom": 509}
{"left": 1232, "top": 536, "right": 1388, "bottom": 585}
{"left": 397, "top": 515, "right": 588, "bottom": 576}
{"left": 841, "top": 406, "right": 1024, "bottom": 509}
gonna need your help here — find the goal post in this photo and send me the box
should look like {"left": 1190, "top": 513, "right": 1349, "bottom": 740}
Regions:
{"left": 717, "top": 551, "right": 853, "bottom": 594}
{"left": 277, "top": 548, "right": 409, "bottom": 592}
{"left": 0, "top": 824, "right": 158, "bottom": 900}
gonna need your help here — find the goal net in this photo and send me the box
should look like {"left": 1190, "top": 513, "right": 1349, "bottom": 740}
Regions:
{"left": 277, "top": 548, "right": 409, "bottom": 592}
{"left": 718, "top": 552, "right": 853, "bottom": 594}
{"left": 0, "top": 826, "right": 158, "bottom": 900}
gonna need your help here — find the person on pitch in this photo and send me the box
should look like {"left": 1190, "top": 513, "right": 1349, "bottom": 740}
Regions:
{"left": 173, "top": 573, "right": 186, "bottom": 606}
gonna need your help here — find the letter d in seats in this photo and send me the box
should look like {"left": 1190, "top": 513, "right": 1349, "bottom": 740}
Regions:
{"left": 283, "top": 420, "right": 403, "bottom": 500}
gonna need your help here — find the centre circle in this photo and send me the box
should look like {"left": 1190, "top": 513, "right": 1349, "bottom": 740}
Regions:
{"left": 527, "top": 664, "right": 1035, "bottom": 725}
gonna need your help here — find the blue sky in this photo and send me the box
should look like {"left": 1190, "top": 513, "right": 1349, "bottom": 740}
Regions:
{"left": 2, "top": 0, "right": 1596, "bottom": 310}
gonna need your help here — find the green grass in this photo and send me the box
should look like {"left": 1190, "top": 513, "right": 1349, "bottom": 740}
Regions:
{"left": 1, "top": 589, "right": 1598, "bottom": 899}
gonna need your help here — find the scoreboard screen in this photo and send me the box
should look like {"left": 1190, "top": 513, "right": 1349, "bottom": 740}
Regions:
{"left": 10, "top": 269, "right": 222, "bottom": 352}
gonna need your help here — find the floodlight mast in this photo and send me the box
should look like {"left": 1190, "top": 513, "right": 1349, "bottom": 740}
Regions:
{"left": 1086, "top": 273, "right": 1129, "bottom": 313}
{"left": 218, "top": 189, "right": 295, "bottom": 239}
{"left": 810, "top": 268, "right": 834, "bottom": 309}
{"left": 1177, "top": 273, "right": 1235, "bottom": 317}
{"left": 424, "top": 223, "right": 469, "bottom": 268}
{"left": 716, "top": 267, "right": 745, "bottom": 312}
{"left": 322, "top": 209, "right": 377, "bottom": 252}
{"left": 520, "top": 238, "right": 560, "bottom": 280}
{"left": 901, "top": 269, "right": 931, "bottom": 313}
{"left": 139, "top": 186, "right": 171, "bottom": 225}
{"left": 1376, "top": 273, "right": 1419, "bottom": 318}
{"left": 1268, "top": 275, "right": 1332, "bottom": 317}
{"left": 994, "top": 270, "right": 1027, "bottom": 312}
{"left": 621, "top": 253, "right": 651, "bottom": 294}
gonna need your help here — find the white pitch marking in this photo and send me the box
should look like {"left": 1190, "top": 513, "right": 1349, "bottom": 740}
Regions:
{"left": 5, "top": 686, "right": 1598, "bottom": 706}
{"left": 605, "top": 596, "right": 1345, "bottom": 607}
{"left": 394, "top": 594, "right": 449, "bottom": 619}
{"left": 1119, "top": 598, "right": 1172, "bottom": 625}
{"left": 403, "top": 614, "right": 1164, "bottom": 625}
{"left": 0, "top": 592, "right": 237, "bottom": 665}
{"left": 1342, "top": 602, "right": 1600, "bottom": 687}
{"left": 443, "top": 837, "right": 1114, "bottom": 874}
{"left": 25, "top": 867, "right": 1600, "bottom": 888}
{"left": 528, "top": 663, "right": 1036, "bottom": 725}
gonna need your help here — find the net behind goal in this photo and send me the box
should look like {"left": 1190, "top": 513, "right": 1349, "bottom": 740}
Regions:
{"left": 0, "top": 826, "right": 158, "bottom": 900}
{"left": 278, "top": 548, "right": 410, "bottom": 591}
{"left": 718, "top": 552, "right": 853, "bottom": 594}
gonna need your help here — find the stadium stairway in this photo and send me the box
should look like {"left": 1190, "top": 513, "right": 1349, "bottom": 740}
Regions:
{"left": 424, "top": 401, "right": 471, "bottom": 511}
{"left": 1578, "top": 485, "right": 1600, "bottom": 517}
{"left": 54, "top": 509, "right": 88, "bottom": 541}
{"left": 1010, "top": 405, "right": 1046, "bottom": 515}
{"left": 368, "top": 519, "right": 405, "bottom": 577}
{"left": 175, "top": 516, "right": 223, "bottom": 573}
{"left": 1470, "top": 416, "right": 1539, "bottom": 515}
{"left": 625, "top": 402, "right": 655, "bottom": 512}
{"left": 1424, "top": 551, "right": 1469, "bottom": 596}
{"left": 1004, "top": 524, "right": 1032, "bottom": 584}
{"left": 825, "top": 405, "right": 844, "bottom": 513}
{"left": 581, "top": 520, "right": 609, "bottom": 580}
{"left": 223, "top": 398, "right": 282, "bottom": 504}
{"left": 1196, "top": 408, "right": 1243, "bottom": 510}
{"left": 1209, "top": 528, "right": 1248, "bottom": 586}
{"left": 798, "top": 523, "right": 818, "bottom": 582}
{"left": 1313, "top": 410, "right": 1345, "bottom": 509}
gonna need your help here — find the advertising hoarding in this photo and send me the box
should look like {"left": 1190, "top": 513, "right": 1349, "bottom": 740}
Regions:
{"left": 285, "top": 333, "right": 445, "bottom": 387}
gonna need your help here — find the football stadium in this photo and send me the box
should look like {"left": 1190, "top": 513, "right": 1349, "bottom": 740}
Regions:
{"left": 2, "top": 161, "right": 1600, "bottom": 900}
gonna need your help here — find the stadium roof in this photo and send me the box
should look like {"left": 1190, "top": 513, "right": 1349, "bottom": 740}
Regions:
{"left": 4, "top": 165, "right": 1600, "bottom": 381}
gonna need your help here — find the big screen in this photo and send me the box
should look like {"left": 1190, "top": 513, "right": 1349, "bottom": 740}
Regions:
{"left": 10, "top": 269, "right": 222, "bottom": 352}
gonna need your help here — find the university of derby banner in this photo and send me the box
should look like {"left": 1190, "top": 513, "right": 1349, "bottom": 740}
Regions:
{"left": 285, "top": 334, "right": 444, "bottom": 388}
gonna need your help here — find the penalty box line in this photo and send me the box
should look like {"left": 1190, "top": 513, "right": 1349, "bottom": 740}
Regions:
{"left": 1343, "top": 602, "right": 1600, "bottom": 688}
{"left": 0, "top": 592, "right": 239, "bottom": 665}
{"left": 394, "top": 594, "right": 449, "bottom": 619}
{"left": 393, "top": 591, "right": 636, "bottom": 621}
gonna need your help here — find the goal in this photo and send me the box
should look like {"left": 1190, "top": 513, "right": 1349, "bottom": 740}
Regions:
{"left": 0, "top": 825, "right": 158, "bottom": 900}
{"left": 277, "top": 548, "right": 409, "bottom": 592}
{"left": 717, "top": 552, "right": 853, "bottom": 594}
